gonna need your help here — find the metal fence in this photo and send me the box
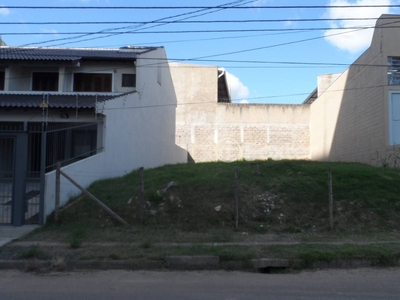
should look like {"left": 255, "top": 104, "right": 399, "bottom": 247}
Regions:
{"left": 0, "top": 121, "right": 102, "bottom": 225}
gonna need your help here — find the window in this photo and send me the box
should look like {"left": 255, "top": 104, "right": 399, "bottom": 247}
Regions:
{"left": 0, "top": 71, "right": 4, "bottom": 90}
{"left": 388, "top": 57, "right": 400, "bottom": 85}
{"left": 389, "top": 92, "right": 400, "bottom": 145}
{"left": 121, "top": 74, "right": 136, "bottom": 87}
{"left": 74, "top": 73, "right": 112, "bottom": 92}
{"left": 72, "top": 129, "right": 97, "bottom": 158}
{"left": 32, "top": 72, "right": 59, "bottom": 91}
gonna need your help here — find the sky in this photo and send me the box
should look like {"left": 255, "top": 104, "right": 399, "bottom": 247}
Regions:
{"left": 0, "top": 0, "right": 400, "bottom": 104}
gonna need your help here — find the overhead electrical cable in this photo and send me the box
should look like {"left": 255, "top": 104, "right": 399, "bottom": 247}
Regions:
{"left": 3, "top": 5, "right": 400, "bottom": 9}
{"left": 1, "top": 26, "right": 388, "bottom": 35}
{"left": 21, "top": 0, "right": 257, "bottom": 47}
{"left": 0, "top": 17, "right": 395, "bottom": 25}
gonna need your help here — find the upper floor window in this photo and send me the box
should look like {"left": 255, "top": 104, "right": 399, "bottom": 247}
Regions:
{"left": 0, "top": 71, "right": 4, "bottom": 90}
{"left": 388, "top": 57, "right": 400, "bottom": 85}
{"left": 121, "top": 74, "right": 136, "bottom": 87}
{"left": 32, "top": 72, "right": 59, "bottom": 91}
{"left": 74, "top": 73, "right": 112, "bottom": 92}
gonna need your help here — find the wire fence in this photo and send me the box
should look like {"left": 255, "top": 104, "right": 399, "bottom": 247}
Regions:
{"left": 54, "top": 161, "right": 400, "bottom": 233}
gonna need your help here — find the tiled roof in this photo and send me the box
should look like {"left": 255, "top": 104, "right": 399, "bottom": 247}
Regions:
{"left": 0, "top": 92, "right": 134, "bottom": 109}
{"left": 0, "top": 47, "right": 157, "bottom": 61}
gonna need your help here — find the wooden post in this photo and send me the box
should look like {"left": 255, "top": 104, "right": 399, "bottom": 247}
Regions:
{"left": 234, "top": 166, "right": 239, "bottom": 228}
{"left": 59, "top": 195, "right": 84, "bottom": 213}
{"left": 139, "top": 167, "right": 145, "bottom": 223}
{"left": 328, "top": 167, "right": 334, "bottom": 230}
{"left": 60, "top": 169, "right": 128, "bottom": 225}
{"left": 54, "top": 161, "right": 61, "bottom": 223}
{"left": 256, "top": 163, "right": 260, "bottom": 175}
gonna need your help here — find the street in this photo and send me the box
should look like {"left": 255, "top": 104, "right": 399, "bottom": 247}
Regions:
{"left": 0, "top": 268, "right": 399, "bottom": 300}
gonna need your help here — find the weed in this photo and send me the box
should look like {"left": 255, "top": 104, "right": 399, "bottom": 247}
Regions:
{"left": 19, "top": 245, "right": 48, "bottom": 260}
{"left": 69, "top": 238, "right": 82, "bottom": 249}
{"left": 50, "top": 257, "right": 67, "bottom": 271}
{"left": 68, "top": 225, "right": 86, "bottom": 249}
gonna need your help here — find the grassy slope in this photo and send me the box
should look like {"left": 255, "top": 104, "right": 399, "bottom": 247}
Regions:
{"left": 14, "top": 160, "right": 400, "bottom": 265}
{"left": 56, "top": 160, "right": 400, "bottom": 233}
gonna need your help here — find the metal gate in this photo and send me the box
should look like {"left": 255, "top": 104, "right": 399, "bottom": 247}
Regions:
{"left": 0, "top": 133, "right": 29, "bottom": 226}
{"left": 0, "top": 137, "right": 15, "bottom": 224}
{"left": 0, "top": 121, "right": 101, "bottom": 226}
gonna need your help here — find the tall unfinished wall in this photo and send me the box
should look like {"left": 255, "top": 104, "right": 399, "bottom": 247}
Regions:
{"left": 170, "top": 62, "right": 310, "bottom": 162}
{"left": 310, "top": 14, "right": 400, "bottom": 165}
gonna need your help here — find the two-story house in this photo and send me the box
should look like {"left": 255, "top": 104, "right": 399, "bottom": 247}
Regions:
{"left": 0, "top": 46, "right": 186, "bottom": 226}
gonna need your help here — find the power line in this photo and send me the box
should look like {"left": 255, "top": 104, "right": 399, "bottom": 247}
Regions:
{"left": 0, "top": 17, "right": 393, "bottom": 25}
{"left": 0, "top": 26, "right": 384, "bottom": 35}
{"left": 21, "top": 0, "right": 256, "bottom": 47}
{"left": 162, "top": 18, "right": 400, "bottom": 63}
{"left": 3, "top": 5, "right": 400, "bottom": 9}
{"left": 96, "top": 83, "right": 393, "bottom": 110}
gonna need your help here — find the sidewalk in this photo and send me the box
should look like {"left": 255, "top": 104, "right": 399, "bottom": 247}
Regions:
{"left": 0, "top": 225, "right": 39, "bottom": 247}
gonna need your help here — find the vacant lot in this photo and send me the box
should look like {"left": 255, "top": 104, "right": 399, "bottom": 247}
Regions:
{"left": 3, "top": 160, "right": 400, "bottom": 265}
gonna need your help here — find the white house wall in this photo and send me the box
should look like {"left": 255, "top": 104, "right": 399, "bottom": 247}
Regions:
{"left": 44, "top": 47, "right": 187, "bottom": 219}
{"left": 64, "top": 61, "right": 136, "bottom": 93}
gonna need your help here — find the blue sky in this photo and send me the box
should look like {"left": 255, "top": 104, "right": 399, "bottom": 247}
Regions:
{"left": 1, "top": 0, "right": 399, "bottom": 103}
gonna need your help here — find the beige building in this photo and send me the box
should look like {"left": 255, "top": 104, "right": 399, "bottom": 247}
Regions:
{"left": 171, "top": 14, "right": 400, "bottom": 166}
{"left": 170, "top": 63, "right": 310, "bottom": 163}
{"left": 309, "top": 14, "right": 400, "bottom": 166}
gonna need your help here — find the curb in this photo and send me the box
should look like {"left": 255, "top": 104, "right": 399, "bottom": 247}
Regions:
{"left": 166, "top": 256, "right": 220, "bottom": 270}
{"left": 0, "top": 257, "right": 398, "bottom": 272}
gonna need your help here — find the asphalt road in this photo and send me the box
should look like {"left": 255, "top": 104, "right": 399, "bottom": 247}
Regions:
{"left": 0, "top": 268, "right": 399, "bottom": 300}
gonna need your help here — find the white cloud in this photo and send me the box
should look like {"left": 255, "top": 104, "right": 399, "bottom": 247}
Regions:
{"left": 324, "top": 0, "right": 395, "bottom": 53}
{"left": 0, "top": 7, "right": 10, "bottom": 16}
{"left": 42, "top": 29, "right": 59, "bottom": 35}
{"left": 225, "top": 71, "right": 250, "bottom": 102}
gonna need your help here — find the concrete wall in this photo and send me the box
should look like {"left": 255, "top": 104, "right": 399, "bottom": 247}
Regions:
{"left": 310, "top": 14, "right": 400, "bottom": 165}
{"left": 171, "top": 62, "right": 310, "bottom": 162}
{"left": 44, "top": 48, "right": 187, "bottom": 218}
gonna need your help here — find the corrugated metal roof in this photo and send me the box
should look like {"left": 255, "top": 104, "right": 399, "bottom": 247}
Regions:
{"left": 0, "top": 47, "right": 157, "bottom": 61}
{"left": 0, "top": 92, "right": 133, "bottom": 109}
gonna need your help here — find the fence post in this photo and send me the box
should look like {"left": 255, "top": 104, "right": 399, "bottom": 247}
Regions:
{"left": 256, "top": 163, "right": 260, "bottom": 175}
{"left": 60, "top": 169, "right": 128, "bottom": 225}
{"left": 140, "top": 167, "right": 145, "bottom": 223}
{"left": 328, "top": 167, "right": 334, "bottom": 230}
{"left": 234, "top": 166, "right": 239, "bottom": 228}
{"left": 54, "top": 161, "right": 61, "bottom": 223}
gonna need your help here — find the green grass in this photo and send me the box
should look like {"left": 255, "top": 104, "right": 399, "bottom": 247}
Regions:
{"left": 8, "top": 242, "right": 400, "bottom": 268}
{"left": 48, "top": 160, "right": 400, "bottom": 235}
{"left": 14, "top": 160, "right": 400, "bottom": 267}
{"left": 19, "top": 245, "right": 48, "bottom": 260}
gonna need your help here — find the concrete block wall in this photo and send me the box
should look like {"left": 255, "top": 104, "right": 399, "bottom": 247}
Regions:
{"left": 176, "top": 103, "right": 310, "bottom": 162}
{"left": 171, "top": 62, "right": 310, "bottom": 163}
{"left": 172, "top": 14, "right": 400, "bottom": 168}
